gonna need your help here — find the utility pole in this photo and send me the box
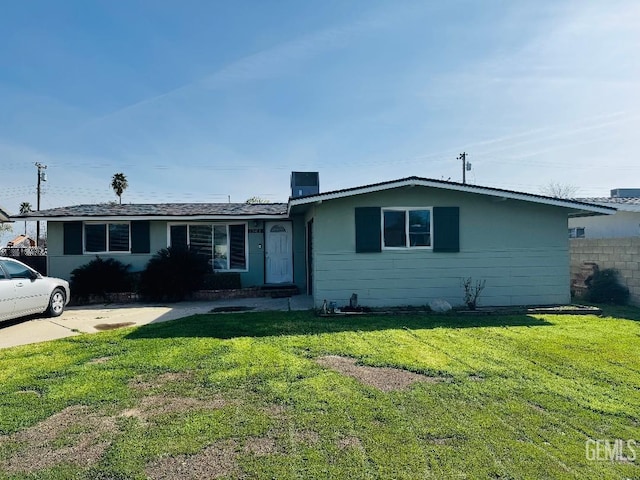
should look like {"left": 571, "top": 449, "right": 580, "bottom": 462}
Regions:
{"left": 457, "top": 152, "right": 467, "bottom": 184}
{"left": 35, "top": 162, "right": 47, "bottom": 247}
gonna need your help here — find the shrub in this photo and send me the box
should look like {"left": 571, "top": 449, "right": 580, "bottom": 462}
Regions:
{"left": 585, "top": 268, "right": 629, "bottom": 305}
{"left": 462, "top": 277, "right": 486, "bottom": 310}
{"left": 201, "top": 272, "right": 242, "bottom": 290}
{"left": 139, "top": 247, "right": 209, "bottom": 301}
{"left": 70, "top": 256, "right": 133, "bottom": 298}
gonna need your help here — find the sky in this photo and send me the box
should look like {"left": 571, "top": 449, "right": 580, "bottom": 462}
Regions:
{"left": 1, "top": 0, "right": 639, "bottom": 240}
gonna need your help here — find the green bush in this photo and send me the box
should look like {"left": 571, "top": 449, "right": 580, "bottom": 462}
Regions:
{"left": 139, "top": 247, "right": 209, "bottom": 301}
{"left": 586, "top": 268, "right": 629, "bottom": 305}
{"left": 70, "top": 256, "right": 133, "bottom": 298}
{"left": 201, "top": 272, "right": 242, "bottom": 290}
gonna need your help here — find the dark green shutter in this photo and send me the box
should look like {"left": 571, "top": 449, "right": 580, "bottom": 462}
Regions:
{"left": 229, "top": 224, "right": 246, "bottom": 269}
{"left": 131, "top": 221, "right": 150, "bottom": 254}
{"left": 355, "top": 207, "right": 381, "bottom": 253}
{"left": 433, "top": 207, "right": 459, "bottom": 252}
{"left": 63, "top": 222, "right": 83, "bottom": 255}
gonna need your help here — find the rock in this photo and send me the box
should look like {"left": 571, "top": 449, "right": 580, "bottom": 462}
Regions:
{"left": 429, "top": 299, "right": 452, "bottom": 313}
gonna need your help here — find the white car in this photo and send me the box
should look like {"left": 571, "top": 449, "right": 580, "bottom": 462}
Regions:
{"left": 0, "top": 256, "right": 71, "bottom": 322}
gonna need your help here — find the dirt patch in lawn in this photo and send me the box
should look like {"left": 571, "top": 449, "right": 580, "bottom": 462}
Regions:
{"left": 316, "top": 355, "right": 448, "bottom": 392}
{"left": 337, "top": 435, "right": 363, "bottom": 450}
{"left": 121, "top": 395, "right": 227, "bottom": 422}
{"left": 244, "top": 436, "right": 278, "bottom": 456}
{"left": 94, "top": 322, "right": 136, "bottom": 331}
{"left": 145, "top": 440, "right": 239, "bottom": 479}
{"left": 293, "top": 429, "right": 320, "bottom": 445}
{"left": 0, "top": 405, "right": 117, "bottom": 474}
{"left": 263, "top": 404, "right": 288, "bottom": 419}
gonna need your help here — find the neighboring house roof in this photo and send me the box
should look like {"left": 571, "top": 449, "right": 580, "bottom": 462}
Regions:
{"left": 288, "top": 176, "right": 615, "bottom": 216}
{"left": 574, "top": 197, "right": 640, "bottom": 213}
{"left": 7, "top": 235, "right": 35, "bottom": 247}
{"left": 14, "top": 203, "right": 289, "bottom": 221}
{"left": 0, "top": 205, "right": 11, "bottom": 223}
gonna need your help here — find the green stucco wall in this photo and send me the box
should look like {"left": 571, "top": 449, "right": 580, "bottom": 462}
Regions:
{"left": 46, "top": 220, "right": 284, "bottom": 289}
{"left": 307, "top": 186, "right": 571, "bottom": 308}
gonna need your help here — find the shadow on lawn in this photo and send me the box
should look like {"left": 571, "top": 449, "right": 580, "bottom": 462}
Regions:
{"left": 596, "top": 304, "right": 640, "bottom": 322}
{"left": 125, "top": 311, "right": 553, "bottom": 341}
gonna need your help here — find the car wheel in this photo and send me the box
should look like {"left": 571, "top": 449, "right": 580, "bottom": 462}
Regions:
{"left": 47, "top": 288, "right": 66, "bottom": 317}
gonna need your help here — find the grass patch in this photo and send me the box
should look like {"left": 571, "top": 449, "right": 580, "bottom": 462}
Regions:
{"left": 0, "top": 309, "right": 638, "bottom": 478}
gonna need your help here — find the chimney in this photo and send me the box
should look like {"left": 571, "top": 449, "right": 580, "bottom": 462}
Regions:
{"left": 290, "top": 172, "right": 319, "bottom": 198}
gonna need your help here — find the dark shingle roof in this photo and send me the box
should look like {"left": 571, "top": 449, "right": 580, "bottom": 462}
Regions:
{"left": 574, "top": 197, "right": 640, "bottom": 212}
{"left": 576, "top": 197, "right": 640, "bottom": 205}
{"left": 15, "top": 203, "right": 288, "bottom": 220}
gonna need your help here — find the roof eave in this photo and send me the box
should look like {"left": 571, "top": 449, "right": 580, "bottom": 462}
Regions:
{"left": 287, "top": 178, "right": 616, "bottom": 215}
{"left": 16, "top": 213, "right": 290, "bottom": 222}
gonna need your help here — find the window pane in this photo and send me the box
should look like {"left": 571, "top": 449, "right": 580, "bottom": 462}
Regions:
{"left": 1, "top": 260, "right": 32, "bottom": 279}
{"left": 383, "top": 210, "right": 406, "bottom": 247}
{"left": 109, "top": 224, "right": 130, "bottom": 252}
{"left": 85, "top": 224, "right": 106, "bottom": 252}
{"left": 213, "top": 225, "right": 228, "bottom": 270}
{"left": 576, "top": 228, "right": 585, "bottom": 238}
{"left": 190, "top": 225, "right": 212, "bottom": 259}
{"left": 170, "top": 225, "right": 188, "bottom": 250}
{"left": 409, "top": 210, "right": 431, "bottom": 246}
{"left": 229, "top": 224, "right": 246, "bottom": 269}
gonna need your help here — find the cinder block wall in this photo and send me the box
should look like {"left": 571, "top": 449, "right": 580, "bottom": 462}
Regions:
{"left": 570, "top": 237, "right": 640, "bottom": 306}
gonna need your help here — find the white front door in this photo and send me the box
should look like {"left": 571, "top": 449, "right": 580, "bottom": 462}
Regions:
{"left": 265, "top": 222, "right": 293, "bottom": 284}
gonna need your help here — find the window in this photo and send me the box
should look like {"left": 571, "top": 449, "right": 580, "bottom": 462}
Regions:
{"left": 382, "top": 208, "right": 432, "bottom": 248}
{"left": 168, "top": 223, "right": 247, "bottom": 271}
{"left": 85, "top": 223, "right": 130, "bottom": 253}
{"left": 0, "top": 259, "right": 33, "bottom": 279}
{"left": 213, "top": 225, "right": 228, "bottom": 269}
{"left": 568, "top": 227, "right": 585, "bottom": 238}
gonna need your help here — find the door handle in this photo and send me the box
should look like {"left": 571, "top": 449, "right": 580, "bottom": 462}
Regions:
{"left": 16, "top": 282, "right": 24, "bottom": 287}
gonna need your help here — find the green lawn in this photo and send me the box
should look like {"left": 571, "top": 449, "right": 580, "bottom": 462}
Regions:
{"left": 1, "top": 307, "right": 639, "bottom": 479}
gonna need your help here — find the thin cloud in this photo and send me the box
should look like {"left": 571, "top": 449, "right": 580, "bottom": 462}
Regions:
{"left": 201, "top": 20, "right": 383, "bottom": 89}
{"left": 80, "top": 18, "right": 386, "bottom": 130}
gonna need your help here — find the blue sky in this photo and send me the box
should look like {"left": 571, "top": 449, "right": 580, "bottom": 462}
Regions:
{"left": 1, "top": 0, "right": 639, "bottom": 231}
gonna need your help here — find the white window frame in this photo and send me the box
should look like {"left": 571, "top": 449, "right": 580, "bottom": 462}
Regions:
{"left": 569, "top": 227, "right": 585, "bottom": 238}
{"left": 381, "top": 207, "right": 433, "bottom": 250}
{"left": 83, "top": 221, "right": 131, "bottom": 254}
{"left": 166, "top": 222, "right": 249, "bottom": 272}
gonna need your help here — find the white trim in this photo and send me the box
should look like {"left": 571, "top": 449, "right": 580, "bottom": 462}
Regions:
{"left": 166, "top": 221, "right": 249, "bottom": 272}
{"left": 288, "top": 178, "right": 615, "bottom": 215}
{"left": 381, "top": 207, "right": 433, "bottom": 250}
{"left": 83, "top": 221, "right": 131, "bottom": 254}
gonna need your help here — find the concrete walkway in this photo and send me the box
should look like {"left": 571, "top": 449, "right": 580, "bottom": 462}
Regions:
{"left": 0, "top": 295, "right": 314, "bottom": 350}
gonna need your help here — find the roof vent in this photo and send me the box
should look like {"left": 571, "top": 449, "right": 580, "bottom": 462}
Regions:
{"left": 290, "top": 172, "right": 319, "bottom": 198}
{"left": 610, "top": 188, "right": 640, "bottom": 198}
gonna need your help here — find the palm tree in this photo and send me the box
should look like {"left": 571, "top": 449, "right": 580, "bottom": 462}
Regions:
{"left": 111, "top": 173, "right": 128, "bottom": 205}
{"left": 19, "top": 202, "right": 32, "bottom": 235}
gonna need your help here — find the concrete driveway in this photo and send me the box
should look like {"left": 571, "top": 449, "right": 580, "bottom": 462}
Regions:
{"left": 0, "top": 296, "right": 313, "bottom": 350}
